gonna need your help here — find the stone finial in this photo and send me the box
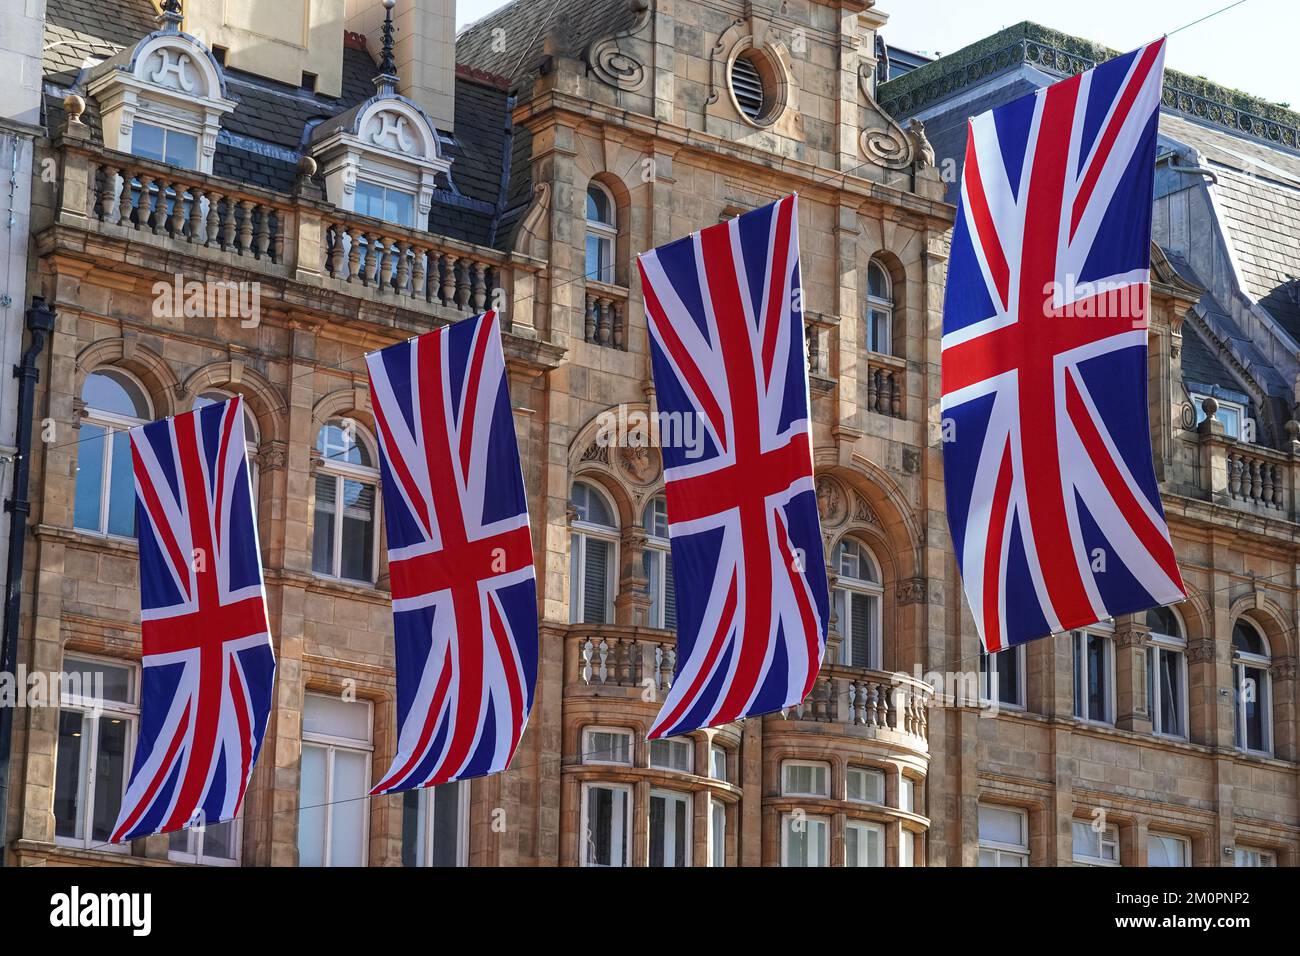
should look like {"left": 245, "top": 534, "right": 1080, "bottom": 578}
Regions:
{"left": 373, "top": 0, "right": 399, "bottom": 96}
{"left": 159, "top": 0, "right": 183, "bottom": 32}
{"left": 294, "top": 153, "right": 322, "bottom": 198}
{"left": 1285, "top": 419, "right": 1300, "bottom": 453}
{"left": 1198, "top": 395, "right": 1223, "bottom": 436}
{"left": 63, "top": 93, "right": 86, "bottom": 124}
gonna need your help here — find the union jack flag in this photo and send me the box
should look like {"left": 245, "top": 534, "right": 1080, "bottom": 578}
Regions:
{"left": 942, "top": 38, "right": 1185, "bottom": 653}
{"left": 112, "top": 396, "right": 275, "bottom": 843}
{"left": 366, "top": 311, "right": 538, "bottom": 793}
{"left": 637, "top": 195, "right": 829, "bottom": 738}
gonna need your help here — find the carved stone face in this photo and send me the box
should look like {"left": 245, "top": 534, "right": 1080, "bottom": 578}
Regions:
{"left": 618, "top": 445, "right": 658, "bottom": 485}
{"left": 816, "top": 475, "right": 846, "bottom": 525}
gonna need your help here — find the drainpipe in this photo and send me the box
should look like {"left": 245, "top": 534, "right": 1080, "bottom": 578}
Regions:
{"left": 0, "top": 296, "right": 55, "bottom": 866}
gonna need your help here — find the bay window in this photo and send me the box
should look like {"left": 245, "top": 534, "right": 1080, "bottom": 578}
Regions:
{"left": 781, "top": 813, "right": 829, "bottom": 867}
{"left": 846, "top": 820, "right": 884, "bottom": 867}
{"left": 648, "top": 789, "right": 691, "bottom": 867}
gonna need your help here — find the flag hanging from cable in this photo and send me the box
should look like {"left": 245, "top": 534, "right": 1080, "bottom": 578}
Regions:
{"left": 941, "top": 38, "right": 1185, "bottom": 653}
{"left": 112, "top": 396, "right": 275, "bottom": 843}
{"left": 367, "top": 311, "right": 538, "bottom": 793}
{"left": 637, "top": 195, "right": 829, "bottom": 739}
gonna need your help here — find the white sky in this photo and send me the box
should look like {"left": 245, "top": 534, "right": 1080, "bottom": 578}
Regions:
{"left": 454, "top": 0, "right": 1299, "bottom": 108}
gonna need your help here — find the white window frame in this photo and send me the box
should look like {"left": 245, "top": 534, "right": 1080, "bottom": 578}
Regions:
{"left": 649, "top": 736, "right": 694, "bottom": 774}
{"left": 900, "top": 775, "right": 917, "bottom": 814}
{"left": 1072, "top": 626, "right": 1116, "bottom": 726}
{"left": 354, "top": 177, "right": 417, "bottom": 228}
{"left": 1232, "top": 621, "right": 1273, "bottom": 757}
{"left": 570, "top": 482, "right": 619, "bottom": 624}
{"left": 980, "top": 645, "right": 1026, "bottom": 709}
{"left": 709, "top": 744, "right": 729, "bottom": 782}
{"left": 648, "top": 788, "right": 693, "bottom": 868}
{"left": 580, "top": 781, "right": 632, "bottom": 867}
{"left": 1072, "top": 819, "right": 1120, "bottom": 867}
{"left": 402, "top": 780, "right": 470, "bottom": 867}
{"left": 585, "top": 182, "right": 617, "bottom": 285}
{"left": 53, "top": 655, "right": 138, "bottom": 854}
{"left": 75, "top": 368, "right": 152, "bottom": 540}
{"left": 312, "top": 421, "right": 381, "bottom": 584}
{"left": 131, "top": 118, "right": 201, "bottom": 170}
{"left": 299, "top": 694, "right": 373, "bottom": 868}
{"left": 1147, "top": 610, "right": 1188, "bottom": 740}
{"left": 899, "top": 827, "right": 916, "bottom": 867}
{"left": 710, "top": 796, "right": 728, "bottom": 867}
{"left": 1148, "top": 832, "right": 1191, "bottom": 867}
{"left": 1191, "top": 392, "right": 1249, "bottom": 441}
{"left": 834, "top": 538, "right": 883, "bottom": 669}
{"left": 1234, "top": 846, "right": 1276, "bottom": 867}
{"left": 643, "top": 497, "right": 675, "bottom": 630}
{"left": 780, "top": 813, "right": 829, "bottom": 867}
{"left": 846, "top": 766, "right": 885, "bottom": 804}
{"left": 581, "top": 726, "right": 634, "bottom": 766}
{"left": 168, "top": 815, "right": 242, "bottom": 866}
{"left": 978, "top": 804, "right": 1029, "bottom": 867}
{"left": 781, "top": 759, "right": 830, "bottom": 798}
{"left": 845, "top": 819, "right": 885, "bottom": 867}
{"left": 865, "top": 259, "right": 893, "bottom": 356}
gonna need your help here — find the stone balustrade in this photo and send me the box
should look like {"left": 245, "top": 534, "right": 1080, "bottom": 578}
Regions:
{"left": 784, "top": 664, "right": 932, "bottom": 746}
{"left": 568, "top": 625, "right": 677, "bottom": 697}
{"left": 866, "top": 353, "right": 905, "bottom": 418}
{"left": 582, "top": 281, "right": 628, "bottom": 349}
{"left": 1197, "top": 402, "right": 1300, "bottom": 520}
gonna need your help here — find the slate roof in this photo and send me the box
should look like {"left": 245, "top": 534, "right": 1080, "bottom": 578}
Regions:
{"left": 39, "top": 0, "right": 528, "bottom": 250}
{"left": 456, "top": 0, "right": 642, "bottom": 91}
{"left": 1158, "top": 112, "right": 1300, "bottom": 345}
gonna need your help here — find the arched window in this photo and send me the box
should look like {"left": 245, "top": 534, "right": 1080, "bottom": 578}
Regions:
{"left": 585, "top": 183, "right": 617, "bottom": 285}
{"left": 73, "top": 369, "right": 152, "bottom": 538}
{"left": 312, "top": 420, "right": 379, "bottom": 583}
{"left": 193, "top": 390, "right": 261, "bottom": 501}
{"left": 833, "top": 538, "right": 882, "bottom": 669}
{"left": 643, "top": 497, "right": 675, "bottom": 630}
{"left": 865, "top": 259, "right": 893, "bottom": 356}
{"left": 1232, "top": 620, "right": 1271, "bottom": 755}
{"left": 1146, "top": 606, "right": 1187, "bottom": 739}
{"left": 570, "top": 481, "right": 618, "bottom": 624}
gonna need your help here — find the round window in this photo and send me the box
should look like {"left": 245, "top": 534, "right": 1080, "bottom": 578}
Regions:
{"left": 728, "top": 48, "right": 782, "bottom": 126}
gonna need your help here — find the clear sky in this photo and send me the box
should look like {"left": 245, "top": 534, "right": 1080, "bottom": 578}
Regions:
{"left": 454, "top": 0, "right": 1299, "bottom": 108}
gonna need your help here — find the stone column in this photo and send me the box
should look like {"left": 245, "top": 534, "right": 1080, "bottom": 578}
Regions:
{"left": 615, "top": 524, "right": 652, "bottom": 627}
{"left": 1115, "top": 617, "right": 1153, "bottom": 734}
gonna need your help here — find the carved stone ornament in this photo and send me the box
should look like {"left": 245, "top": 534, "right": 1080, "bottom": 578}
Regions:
{"left": 1186, "top": 640, "right": 1217, "bottom": 664}
{"left": 580, "top": 441, "right": 610, "bottom": 465}
{"left": 897, "top": 577, "right": 927, "bottom": 605}
{"left": 852, "top": 492, "right": 879, "bottom": 526}
{"left": 905, "top": 118, "right": 935, "bottom": 168}
{"left": 858, "top": 63, "right": 916, "bottom": 170}
{"left": 587, "top": 0, "right": 653, "bottom": 92}
{"left": 815, "top": 475, "right": 847, "bottom": 527}
{"left": 617, "top": 444, "right": 660, "bottom": 485}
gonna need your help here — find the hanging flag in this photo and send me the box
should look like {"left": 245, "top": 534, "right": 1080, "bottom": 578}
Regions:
{"left": 112, "top": 396, "right": 275, "bottom": 842}
{"left": 637, "top": 195, "right": 829, "bottom": 739}
{"left": 367, "top": 311, "right": 538, "bottom": 793}
{"left": 941, "top": 38, "right": 1185, "bottom": 653}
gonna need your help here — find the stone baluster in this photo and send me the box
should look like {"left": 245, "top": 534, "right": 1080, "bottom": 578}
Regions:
{"left": 117, "top": 168, "right": 135, "bottom": 226}
{"left": 254, "top": 204, "right": 272, "bottom": 259}
{"left": 236, "top": 199, "right": 253, "bottom": 252}
{"left": 205, "top": 191, "right": 220, "bottom": 247}
{"left": 581, "top": 638, "right": 594, "bottom": 684}
{"left": 584, "top": 294, "right": 597, "bottom": 343}
{"left": 396, "top": 241, "right": 411, "bottom": 295}
{"left": 346, "top": 226, "right": 363, "bottom": 282}
{"left": 441, "top": 254, "right": 458, "bottom": 307}
{"left": 412, "top": 246, "right": 427, "bottom": 301}
{"left": 187, "top": 187, "right": 205, "bottom": 243}
{"left": 167, "top": 183, "right": 185, "bottom": 238}
{"left": 98, "top": 166, "right": 118, "bottom": 222}
{"left": 471, "top": 261, "right": 487, "bottom": 312}
{"left": 377, "top": 236, "right": 394, "bottom": 292}
{"left": 220, "top": 196, "right": 238, "bottom": 250}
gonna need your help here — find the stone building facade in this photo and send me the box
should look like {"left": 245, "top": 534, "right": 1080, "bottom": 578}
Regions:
{"left": 0, "top": 0, "right": 1294, "bottom": 868}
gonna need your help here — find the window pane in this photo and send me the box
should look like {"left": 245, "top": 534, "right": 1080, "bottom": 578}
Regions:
{"left": 710, "top": 746, "right": 727, "bottom": 781}
{"left": 585, "top": 786, "right": 627, "bottom": 866}
{"left": 74, "top": 423, "right": 107, "bottom": 532}
{"left": 133, "top": 122, "right": 166, "bottom": 162}
{"left": 430, "top": 783, "right": 462, "bottom": 867}
{"left": 849, "top": 591, "right": 875, "bottom": 667}
{"left": 62, "top": 657, "right": 133, "bottom": 705}
{"left": 312, "top": 474, "right": 337, "bottom": 574}
{"left": 340, "top": 479, "right": 376, "bottom": 581}
{"left": 663, "top": 553, "right": 676, "bottom": 630}
{"left": 165, "top": 131, "right": 199, "bottom": 169}
{"left": 1159, "top": 649, "right": 1183, "bottom": 736}
{"left": 847, "top": 767, "right": 884, "bottom": 803}
{"left": 107, "top": 430, "right": 136, "bottom": 537}
{"left": 202, "top": 819, "right": 236, "bottom": 860}
{"left": 1149, "top": 834, "right": 1187, "bottom": 867}
{"left": 329, "top": 749, "right": 369, "bottom": 866}
{"left": 91, "top": 715, "right": 130, "bottom": 843}
{"left": 298, "top": 744, "right": 328, "bottom": 867}
{"left": 978, "top": 805, "right": 1024, "bottom": 847}
{"left": 355, "top": 181, "right": 384, "bottom": 219}
{"left": 582, "top": 537, "right": 609, "bottom": 623}
{"left": 650, "top": 738, "right": 692, "bottom": 773}
{"left": 846, "top": 822, "right": 883, "bottom": 867}
{"left": 711, "top": 799, "right": 726, "bottom": 867}
{"left": 385, "top": 188, "right": 415, "bottom": 228}
{"left": 1243, "top": 666, "right": 1266, "bottom": 751}
{"left": 54, "top": 710, "right": 88, "bottom": 840}
{"left": 783, "top": 817, "right": 826, "bottom": 867}
{"left": 304, "top": 694, "right": 370, "bottom": 742}
{"left": 584, "top": 729, "right": 631, "bottom": 764}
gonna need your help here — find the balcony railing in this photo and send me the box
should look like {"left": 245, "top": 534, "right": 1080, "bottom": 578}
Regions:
{"left": 582, "top": 280, "right": 628, "bottom": 349}
{"left": 865, "top": 352, "right": 905, "bottom": 418}
{"left": 566, "top": 626, "right": 931, "bottom": 749}
{"left": 1198, "top": 426, "right": 1299, "bottom": 520}
{"left": 56, "top": 138, "right": 544, "bottom": 331}
{"left": 784, "top": 664, "right": 931, "bottom": 745}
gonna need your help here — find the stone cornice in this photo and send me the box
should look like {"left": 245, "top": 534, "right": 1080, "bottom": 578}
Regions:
{"left": 879, "top": 21, "right": 1300, "bottom": 155}
{"left": 514, "top": 90, "right": 956, "bottom": 226}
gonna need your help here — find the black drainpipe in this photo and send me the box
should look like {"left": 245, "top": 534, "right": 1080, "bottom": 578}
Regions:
{"left": 0, "top": 296, "right": 55, "bottom": 866}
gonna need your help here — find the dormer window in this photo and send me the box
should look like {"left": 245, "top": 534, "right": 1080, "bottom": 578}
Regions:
{"left": 84, "top": 22, "right": 234, "bottom": 176}
{"left": 355, "top": 179, "right": 416, "bottom": 228}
